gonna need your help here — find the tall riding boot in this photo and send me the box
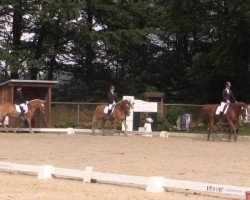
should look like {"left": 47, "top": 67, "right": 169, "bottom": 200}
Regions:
{"left": 19, "top": 106, "right": 25, "bottom": 120}
{"left": 107, "top": 109, "right": 112, "bottom": 118}
{"left": 218, "top": 112, "right": 223, "bottom": 125}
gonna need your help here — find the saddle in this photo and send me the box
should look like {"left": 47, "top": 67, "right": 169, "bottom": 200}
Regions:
{"left": 15, "top": 103, "right": 28, "bottom": 113}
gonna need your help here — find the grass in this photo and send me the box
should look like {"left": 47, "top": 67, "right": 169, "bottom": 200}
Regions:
{"left": 188, "top": 122, "right": 250, "bottom": 136}
{"left": 238, "top": 125, "right": 250, "bottom": 135}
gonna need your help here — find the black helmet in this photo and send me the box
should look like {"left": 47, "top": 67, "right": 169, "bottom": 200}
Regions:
{"left": 225, "top": 81, "right": 231, "bottom": 87}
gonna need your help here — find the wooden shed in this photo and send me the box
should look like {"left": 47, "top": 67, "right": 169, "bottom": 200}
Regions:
{"left": 0, "top": 79, "right": 58, "bottom": 128}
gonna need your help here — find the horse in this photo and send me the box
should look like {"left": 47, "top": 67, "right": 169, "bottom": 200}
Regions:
{"left": 0, "top": 99, "right": 46, "bottom": 133}
{"left": 200, "top": 102, "right": 248, "bottom": 141}
{"left": 92, "top": 99, "right": 134, "bottom": 136}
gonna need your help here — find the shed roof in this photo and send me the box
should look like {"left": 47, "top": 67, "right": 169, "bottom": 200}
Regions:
{"left": 0, "top": 79, "right": 58, "bottom": 87}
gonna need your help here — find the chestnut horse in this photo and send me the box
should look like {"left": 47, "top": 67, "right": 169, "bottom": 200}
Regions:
{"left": 0, "top": 99, "right": 46, "bottom": 133}
{"left": 201, "top": 102, "right": 248, "bottom": 141}
{"left": 92, "top": 99, "right": 133, "bottom": 136}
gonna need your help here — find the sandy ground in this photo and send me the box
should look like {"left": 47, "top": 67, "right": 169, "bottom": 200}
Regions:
{"left": 0, "top": 133, "right": 249, "bottom": 200}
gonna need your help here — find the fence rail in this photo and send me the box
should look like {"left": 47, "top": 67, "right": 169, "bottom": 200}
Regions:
{"left": 50, "top": 102, "right": 250, "bottom": 129}
{"left": 50, "top": 102, "right": 203, "bottom": 128}
{"left": 0, "top": 161, "right": 249, "bottom": 197}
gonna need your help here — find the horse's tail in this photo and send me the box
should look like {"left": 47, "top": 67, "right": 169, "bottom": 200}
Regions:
{"left": 92, "top": 105, "right": 104, "bottom": 121}
{"left": 92, "top": 104, "right": 107, "bottom": 135}
{"left": 199, "top": 105, "right": 211, "bottom": 126}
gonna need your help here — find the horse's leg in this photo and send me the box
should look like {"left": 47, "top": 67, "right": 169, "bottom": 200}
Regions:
{"left": 227, "top": 121, "right": 236, "bottom": 141}
{"left": 91, "top": 117, "right": 97, "bottom": 135}
{"left": 27, "top": 118, "right": 34, "bottom": 134}
{"left": 14, "top": 120, "right": 24, "bottom": 133}
{"left": 207, "top": 129, "right": 211, "bottom": 141}
{"left": 0, "top": 116, "right": 8, "bottom": 132}
{"left": 122, "top": 119, "right": 128, "bottom": 136}
{"left": 100, "top": 119, "right": 106, "bottom": 136}
{"left": 207, "top": 120, "right": 215, "bottom": 141}
{"left": 110, "top": 120, "right": 116, "bottom": 136}
{"left": 206, "top": 121, "right": 210, "bottom": 140}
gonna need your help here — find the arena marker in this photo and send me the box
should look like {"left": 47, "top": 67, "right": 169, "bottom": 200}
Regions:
{"left": 160, "top": 131, "right": 167, "bottom": 138}
{"left": 66, "top": 127, "right": 75, "bottom": 134}
{"left": 83, "top": 166, "right": 93, "bottom": 183}
{"left": 37, "top": 165, "right": 53, "bottom": 179}
{"left": 146, "top": 176, "right": 165, "bottom": 193}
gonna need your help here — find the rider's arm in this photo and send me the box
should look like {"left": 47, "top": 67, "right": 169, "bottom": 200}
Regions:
{"left": 222, "top": 89, "right": 227, "bottom": 102}
{"left": 108, "top": 92, "right": 113, "bottom": 104}
{"left": 230, "top": 91, "right": 237, "bottom": 102}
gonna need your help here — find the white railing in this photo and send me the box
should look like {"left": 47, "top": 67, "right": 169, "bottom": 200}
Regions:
{"left": 0, "top": 161, "right": 249, "bottom": 196}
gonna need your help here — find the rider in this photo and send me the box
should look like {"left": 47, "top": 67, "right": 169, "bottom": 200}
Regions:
{"left": 14, "top": 87, "right": 26, "bottom": 120}
{"left": 107, "top": 85, "right": 118, "bottom": 116}
{"left": 219, "top": 81, "right": 237, "bottom": 120}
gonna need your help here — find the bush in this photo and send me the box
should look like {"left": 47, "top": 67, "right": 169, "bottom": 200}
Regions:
{"left": 54, "top": 119, "right": 79, "bottom": 128}
{"left": 156, "top": 117, "right": 172, "bottom": 131}
{"left": 157, "top": 106, "right": 184, "bottom": 131}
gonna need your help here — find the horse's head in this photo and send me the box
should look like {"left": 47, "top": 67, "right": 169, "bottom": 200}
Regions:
{"left": 117, "top": 99, "right": 134, "bottom": 116}
{"left": 237, "top": 102, "right": 248, "bottom": 120}
{"left": 231, "top": 102, "right": 248, "bottom": 120}
{"left": 27, "top": 99, "right": 46, "bottom": 114}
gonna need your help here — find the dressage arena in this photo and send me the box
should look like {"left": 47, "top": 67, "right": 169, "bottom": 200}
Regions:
{"left": 0, "top": 132, "right": 249, "bottom": 200}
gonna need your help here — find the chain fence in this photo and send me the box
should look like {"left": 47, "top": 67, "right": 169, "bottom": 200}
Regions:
{"left": 51, "top": 102, "right": 204, "bottom": 129}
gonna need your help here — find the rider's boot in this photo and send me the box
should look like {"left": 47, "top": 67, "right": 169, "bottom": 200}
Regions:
{"left": 107, "top": 109, "right": 112, "bottom": 118}
{"left": 19, "top": 106, "right": 25, "bottom": 120}
{"left": 218, "top": 112, "right": 223, "bottom": 125}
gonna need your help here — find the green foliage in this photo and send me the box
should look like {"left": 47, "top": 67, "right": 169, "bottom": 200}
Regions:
{"left": 156, "top": 106, "right": 184, "bottom": 131}
{"left": 54, "top": 119, "right": 79, "bottom": 128}
{"left": 165, "top": 106, "right": 184, "bottom": 125}
{"left": 0, "top": 0, "right": 249, "bottom": 103}
{"left": 156, "top": 117, "right": 172, "bottom": 131}
{"left": 236, "top": 125, "right": 250, "bottom": 136}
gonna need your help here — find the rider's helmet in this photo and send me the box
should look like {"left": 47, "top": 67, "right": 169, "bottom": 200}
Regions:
{"left": 225, "top": 81, "right": 231, "bottom": 87}
{"left": 17, "top": 86, "right": 22, "bottom": 91}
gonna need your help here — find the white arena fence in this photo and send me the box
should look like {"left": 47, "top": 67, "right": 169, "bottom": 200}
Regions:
{"left": 0, "top": 161, "right": 249, "bottom": 197}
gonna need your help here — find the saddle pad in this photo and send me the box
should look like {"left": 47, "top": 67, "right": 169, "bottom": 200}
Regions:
{"left": 104, "top": 106, "right": 109, "bottom": 114}
{"left": 215, "top": 104, "right": 229, "bottom": 115}
{"left": 15, "top": 104, "right": 28, "bottom": 113}
{"left": 103, "top": 105, "right": 115, "bottom": 114}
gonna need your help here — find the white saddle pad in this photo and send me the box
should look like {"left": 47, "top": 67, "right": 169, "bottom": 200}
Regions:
{"left": 15, "top": 104, "right": 28, "bottom": 113}
{"left": 215, "top": 104, "right": 229, "bottom": 115}
{"left": 104, "top": 105, "right": 115, "bottom": 114}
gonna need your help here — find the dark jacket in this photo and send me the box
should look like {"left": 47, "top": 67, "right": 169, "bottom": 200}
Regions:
{"left": 108, "top": 91, "right": 118, "bottom": 104}
{"left": 222, "top": 88, "right": 236, "bottom": 103}
{"left": 14, "top": 89, "right": 26, "bottom": 105}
